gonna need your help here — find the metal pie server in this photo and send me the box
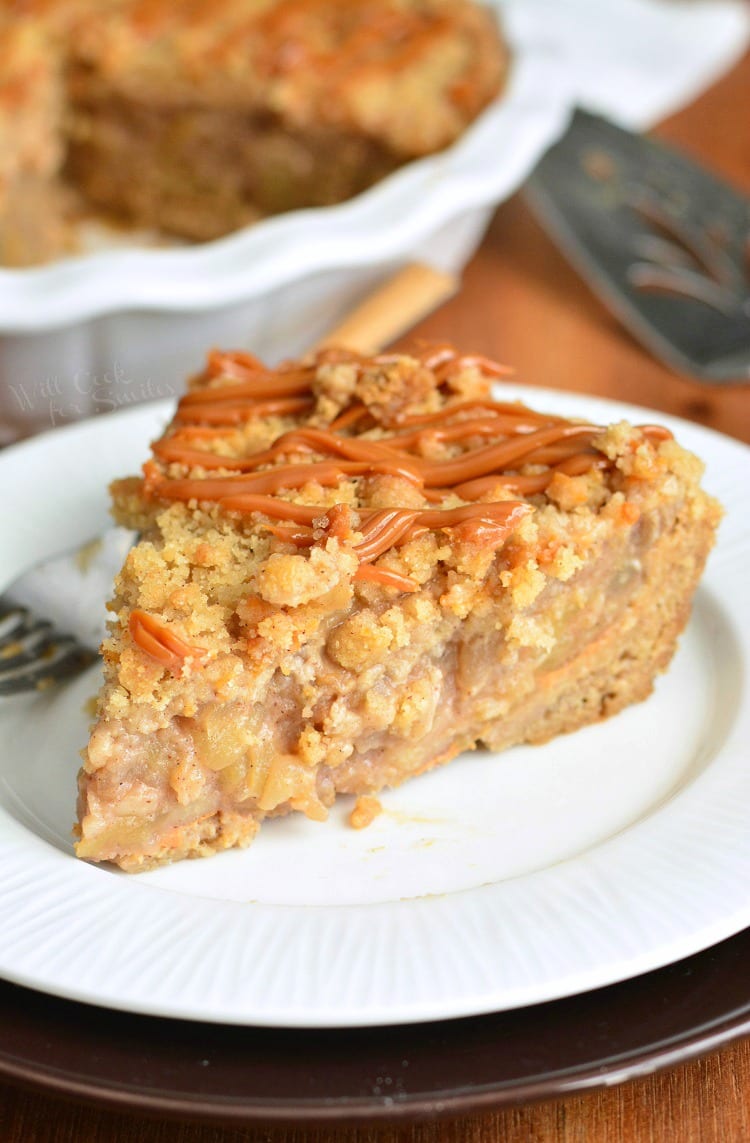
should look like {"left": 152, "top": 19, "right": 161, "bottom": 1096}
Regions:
{"left": 526, "top": 109, "right": 750, "bottom": 383}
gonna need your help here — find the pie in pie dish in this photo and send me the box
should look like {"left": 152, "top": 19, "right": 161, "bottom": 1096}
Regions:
{"left": 75, "top": 346, "right": 721, "bottom": 870}
{"left": 0, "top": 0, "right": 507, "bottom": 265}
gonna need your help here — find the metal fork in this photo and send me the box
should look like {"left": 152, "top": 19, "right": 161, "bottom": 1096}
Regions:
{"left": 0, "top": 605, "right": 98, "bottom": 695}
{"left": 0, "top": 526, "right": 136, "bottom": 696}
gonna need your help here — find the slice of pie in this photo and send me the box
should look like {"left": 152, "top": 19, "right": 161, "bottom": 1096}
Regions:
{"left": 75, "top": 346, "right": 721, "bottom": 870}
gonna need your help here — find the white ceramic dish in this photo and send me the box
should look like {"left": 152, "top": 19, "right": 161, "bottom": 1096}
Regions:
{"left": 1, "top": 388, "right": 748, "bottom": 1028}
{"left": 0, "top": 4, "right": 570, "bottom": 440}
{"left": 2, "top": 0, "right": 748, "bottom": 443}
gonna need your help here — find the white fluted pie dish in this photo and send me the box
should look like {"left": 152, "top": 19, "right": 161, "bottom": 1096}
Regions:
{"left": 0, "top": 3, "right": 570, "bottom": 440}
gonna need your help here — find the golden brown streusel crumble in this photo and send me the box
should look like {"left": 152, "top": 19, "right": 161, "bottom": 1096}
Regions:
{"left": 75, "top": 344, "right": 721, "bottom": 870}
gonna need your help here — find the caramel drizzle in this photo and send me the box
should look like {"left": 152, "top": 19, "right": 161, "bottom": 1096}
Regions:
{"left": 374, "top": 345, "right": 515, "bottom": 382}
{"left": 175, "top": 345, "right": 513, "bottom": 426}
{"left": 352, "top": 564, "right": 419, "bottom": 593}
{"left": 145, "top": 346, "right": 673, "bottom": 591}
{"left": 129, "top": 609, "right": 205, "bottom": 675}
{"left": 150, "top": 486, "right": 530, "bottom": 570}
{"left": 350, "top": 504, "right": 530, "bottom": 563}
{"left": 152, "top": 419, "right": 667, "bottom": 498}
{"left": 174, "top": 397, "right": 314, "bottom": 426}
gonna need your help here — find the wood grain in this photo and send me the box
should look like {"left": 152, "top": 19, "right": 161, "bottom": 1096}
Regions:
{"left": 2, "top": 45, "right": 748, "bottom": 1143}
{"left": 404, "top": 51, "right": 750, "bottom": 445}
{"left": 3, "top": 1039, "right": 750, "bottom": 1142}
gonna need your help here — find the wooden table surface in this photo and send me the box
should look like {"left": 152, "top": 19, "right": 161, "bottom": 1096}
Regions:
{"left": 3, "top": 46, "right": 749, "bottom": 1143}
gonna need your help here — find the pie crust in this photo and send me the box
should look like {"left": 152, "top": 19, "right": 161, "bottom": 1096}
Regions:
{"left": 75, "top": 346, "right": 721, "bottom": 870}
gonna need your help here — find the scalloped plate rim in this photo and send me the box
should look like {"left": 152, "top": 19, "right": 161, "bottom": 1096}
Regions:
{"left": 0, "top": 388, "right": 748, "bottom": 1028}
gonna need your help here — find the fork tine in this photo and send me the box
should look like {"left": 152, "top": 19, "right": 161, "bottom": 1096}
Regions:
{"left": 0, "top": 606, "right": 51, "bottom": 642}
{"left": 0, "top": 525, "right": 138, "bottom": 697}
{"left": 0, "top": 641, "right": 97, "bottom": 695}
{"left": 0, "top": 605, "right": 97, "bottom": 696}
{"left": 0, "top": 605, "right": 53, "bottom": 651}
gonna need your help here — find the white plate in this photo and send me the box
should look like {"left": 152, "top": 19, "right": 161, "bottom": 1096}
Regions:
{"left": 1, "top": 389, "right": 748, "bottom": 1027}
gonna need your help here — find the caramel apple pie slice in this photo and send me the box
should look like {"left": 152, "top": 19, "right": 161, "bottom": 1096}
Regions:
{"left": 75, "top": 346, "right": 721, "bottom": 870}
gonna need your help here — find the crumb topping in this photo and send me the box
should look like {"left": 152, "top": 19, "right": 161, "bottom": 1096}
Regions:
{"left": 76, "top": 342, "right": 722, "bottom": 872}
{"left": 98, "top": 344, "right": 689, "bottom": 723}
